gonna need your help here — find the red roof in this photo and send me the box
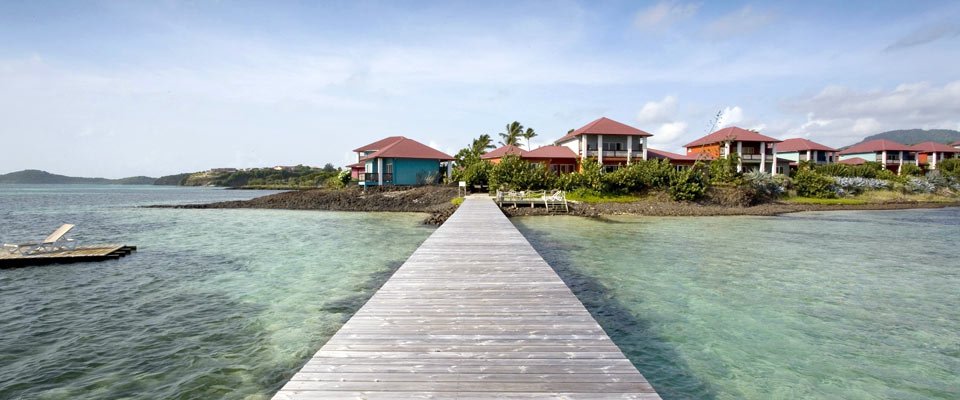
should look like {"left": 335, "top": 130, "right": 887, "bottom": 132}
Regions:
{"left": 839, "top": 139, "right": 913, "bottom": 155}
{"left": 481, "top": 145, "right": 528, "bottom": 159}
{"left": 910, "top": 141, "right": 960, "bottom": 153}
{"left": 647, "top": 148, "right": 701, "bottom": 161}
{"left": 555, "top": 117, "right": 652, "bottom": 143}
{"left": 352, "top": 136, "right": 405, "bottom": 152}
{"left": 366, "top": 138, "right": 454, "bottom": 161}
{"left": 347, "top": 161, "right": 365, "bottom": 168}
{"left": 524, "top": 145, "right": 577, "bottom": 159}
{"left": 777, "top": 138, "right": 837, "bottom": 153}
{"left": 838, "top": 157, "right": 868, "bottom": 165}
{"left": 684, "top": 126, "right": 781, "bottom": 148}
{"left": 953, "top": 141, "right": 960, "bottom": 147}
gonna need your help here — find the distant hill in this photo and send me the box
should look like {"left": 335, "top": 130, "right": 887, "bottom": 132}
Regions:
{"left": 154, "top": 173, "right": 193, "bottom": 186}
{"left": 855, "top": 129, "right": 960, "bottom": 146}
{"left": 0, "top": 170, "right": 157, "bottom": 185}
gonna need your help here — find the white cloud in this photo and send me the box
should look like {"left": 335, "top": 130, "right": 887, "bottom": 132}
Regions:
{"left": 652, "top": 121, "right": 688, "bottom": 144}
{"left": 704, "top": 6, "right": 774, "bottom": 39}
{"left": 784, "top": 81, "right": 960, "bottom": 146}
{"left": 886, "top": 20, "right": 960, "bottom": 51}
{"left": 634, "top": 2, "right": 700, "bottom": 31}
{"left": 636, "top": 95, "right": 678, "bottom": 124}
{"left": 717, "top": 106, "right": 744, "bottom": 128}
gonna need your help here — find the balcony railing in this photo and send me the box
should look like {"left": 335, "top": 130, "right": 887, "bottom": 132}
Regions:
{"left": 363, "top": 173, "right": 393, "bottom": 184}
{"left": 585, "top": 150, "right": 636, "bottom": 158}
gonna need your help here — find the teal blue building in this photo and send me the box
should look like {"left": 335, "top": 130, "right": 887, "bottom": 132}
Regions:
{"left": 350, "top": 137, "right": 454, "bottom": 186}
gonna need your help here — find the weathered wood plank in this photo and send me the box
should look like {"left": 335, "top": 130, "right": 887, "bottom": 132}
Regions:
{"left": 271, "top": 196, "right": 659, "bottom": 399}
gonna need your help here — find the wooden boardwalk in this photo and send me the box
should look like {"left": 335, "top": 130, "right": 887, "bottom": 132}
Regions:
{"left": 273, "top": 196, "right": 659, "bottom": 399}
{"left": 0, "top": 245, "right": 136, "bottom": 268}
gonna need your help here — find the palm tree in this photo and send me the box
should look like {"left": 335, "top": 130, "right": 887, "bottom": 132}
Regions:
{"left": 499, "top": 121, "right": 523, "bottom": 146}
{"left": 472, "top": 134, "right": 495, "bottom": 155}
{"left": 522, "top": 127, "right": 537, "bottom": 150}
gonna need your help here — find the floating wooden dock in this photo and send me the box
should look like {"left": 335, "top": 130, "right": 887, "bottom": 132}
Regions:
{"left": 0, "top": 245, "right": 136, "bottom": 268}
{"left": 273, "top": 196, "right": 659, "bottom": 399}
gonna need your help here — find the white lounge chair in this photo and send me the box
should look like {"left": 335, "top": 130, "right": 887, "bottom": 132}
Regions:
{"left": 3, "top": 224, "right": 78, "bottom": 255}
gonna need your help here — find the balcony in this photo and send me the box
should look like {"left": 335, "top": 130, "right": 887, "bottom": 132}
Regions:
{"left": 585, "top": 150, "right": 636, "bottom": 158}
{"left": 363, "top": 173, "right": 393, "bottom": 184}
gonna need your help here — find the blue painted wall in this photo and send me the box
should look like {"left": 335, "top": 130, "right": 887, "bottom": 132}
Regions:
{"left": 363, "top": 158, "right": 442, "bottom": 185}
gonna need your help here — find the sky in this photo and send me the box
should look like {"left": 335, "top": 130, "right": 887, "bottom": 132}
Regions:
{"left": 1, "top": 0, "right": 959, "bottom": 178}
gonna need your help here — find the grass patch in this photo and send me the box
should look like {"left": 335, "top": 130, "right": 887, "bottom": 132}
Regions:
{"left": 566, "top": 192, "right": 641, "bottom": 204}
{"left": 854, "top": 191, "right": 957, "bottom": 203}
{"left": 450, "top": 197, "right": 464, "bottom": 206}
{"left": 784, "top": 197, "right": 868, "bottom": 205}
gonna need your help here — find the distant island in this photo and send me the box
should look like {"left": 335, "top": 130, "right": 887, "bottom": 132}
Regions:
{"left": 0, "top": 170, "right": 157, "bottom": 185}
{"left": 0, "top": 164, "right": 344, "bottom": 189}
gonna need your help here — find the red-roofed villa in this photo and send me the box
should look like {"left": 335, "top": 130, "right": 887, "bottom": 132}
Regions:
{"left": 684, "top": 126, "right": 783, "bottom": 174}
{"left": 553, "top": 117, "right": 653, "bottom": 171}
{"left": 911, "top": 141, "right": 960, "bottom": 169}
{"left": 776, "top": 138, "right": 839, "bottom": 172}
{"left": 838, "top": 139, "right": 917, "bottom": 174}
{"left": 481, "top": 145, "right": 579, "bottom": 174}
{"left": 349, "top": 136, "right": 454, "bottom": 186}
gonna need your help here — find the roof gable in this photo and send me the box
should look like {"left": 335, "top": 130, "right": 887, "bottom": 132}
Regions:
{"left": 910, "top": 141, "right": 960, "bottom": 153}
{"left": 367, "top": 138, "right": 454, "bottom": 160}
{"left": 555, "top": 117, "right": 652, "bottom": 143}
{"left": 353, "top": 136, "right": 405, "bottom": 152}
{"left": 524, "top": 146, "right": 577, "bottom": 159}
{"left": 647, "top": 148, "right": 701, "bottom": 161}
{"left": 839, "top": 139, "right": 913, "bottom": 155}
{"left": 684, "top": 126, "right": 781, "bottom": 148}
{"left": 777, "top": 138, "right": 837, "bottom": 153}
{"left": 481, "top": 145, "right": 528, "bottom": 159}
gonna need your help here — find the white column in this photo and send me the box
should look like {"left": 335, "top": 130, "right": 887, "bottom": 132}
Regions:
{"left": 642, "top": 137, "right": 648, "bottom": 161}
{"left": 627, "top": 136, "right": 633, "bottom": 165}
{"left": 771, "top": 143, "right": 778, "bottom": 175}
{"left": 724, "top": 142, "right": 731, "bottom": 158}
{"left": 377, "top": 158, "right": 383, "bottom": 185}
{"left": 597, "top": 134, "right": 603, "bottom": 165}
{"left": 932, "top": 152, "right": 938, "bottom": 169}
{"left": 736, "top": 141, "right": 743, "bottom": 172}
{"left": 915, "top": 152, "right": 919, "bottom": 166}
{"left": 580, "top": 135, "right": 586, "bottom": 161}
{"left": 760, "top": 143, "right": 767, "bottom": 173}
{"left": 898, "top": 151, "right": 904, "bottom": 175}
{"left": 806, "top": 150, "right": 812, "bottom": 163}
{"left": 881, "top": 150, "right": 887, "bottom": 164}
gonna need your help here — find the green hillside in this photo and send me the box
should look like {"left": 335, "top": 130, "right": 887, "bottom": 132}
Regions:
{"left": 858, "top": 129, "right": 960, "bottom": 146}
{"left": 0, "top": 170, "right": 157, "bottom": 185}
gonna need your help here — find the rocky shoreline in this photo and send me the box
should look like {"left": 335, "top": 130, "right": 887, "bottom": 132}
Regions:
{"left": 147, "top": 186, "right": 460, "bottom": 225}
{"left": 149, "top": 186, "right": 959, "bottom": 224}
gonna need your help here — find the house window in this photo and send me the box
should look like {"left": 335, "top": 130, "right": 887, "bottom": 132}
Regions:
{"left": 603, "top": 142, "right": 622, "bottom": 151}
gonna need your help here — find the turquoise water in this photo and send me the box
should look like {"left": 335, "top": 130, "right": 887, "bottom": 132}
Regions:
{"left": 515, "top": 209, "right": 960, "bottom": 400}
{"left": 0, "top": 185, "right": 435, "bottom": 399}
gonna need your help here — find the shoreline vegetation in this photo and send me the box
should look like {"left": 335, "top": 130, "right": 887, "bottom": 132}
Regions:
{"left": 148, "top": 184, "right": 960, "bottom": 225}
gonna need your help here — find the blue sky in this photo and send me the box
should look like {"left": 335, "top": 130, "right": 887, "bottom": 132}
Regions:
{"left": 2, "top": 0, "right": 959, "bottom": 177}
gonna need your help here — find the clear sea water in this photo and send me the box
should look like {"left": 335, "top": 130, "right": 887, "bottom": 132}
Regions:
{"left": 514, "top": 209, "right": 960, "bottom": 400}
{"left": 0, "top": 185, "right": 435, "bottom": 399}
{"left": 2, "top": 186, "right": 958, "bottom": 399}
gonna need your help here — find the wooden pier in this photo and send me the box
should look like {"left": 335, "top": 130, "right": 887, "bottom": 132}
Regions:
{"left": 273, "top": 196, "right": 659, "bottom": 399}
{"left": 0, "top": 245, "right": 136, "bottom": 268}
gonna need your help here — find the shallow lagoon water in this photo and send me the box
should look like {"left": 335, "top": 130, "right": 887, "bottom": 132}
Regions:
{"left": 514, "top": 208, "right": 960, "bottom": 399}
{"left": 0, "top": 185, "right": 434, "bottom": 399}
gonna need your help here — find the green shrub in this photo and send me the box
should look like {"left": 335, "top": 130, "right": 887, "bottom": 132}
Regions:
{"left": 938, "top": 158, "right": 960, "bottom": 181}
{"left": 454, "top": 160, "right": 491, "bottom": 188}
{"left": 900, "top": 163, "right": 923, "bottom": 177}
{"left": 708, "top": 154, "right": 740, "bottom": 184}
{"left": 488, "top": 155, "right": 552, "bottom": 191}
{"left": 669, "top": 163, "right": 708, "bottom": 201}
{"left": 601, "top": 159, "right": 674, "bottom": 193}
{"left": 793, "top": 168, "right": 836, "bottom": 198}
